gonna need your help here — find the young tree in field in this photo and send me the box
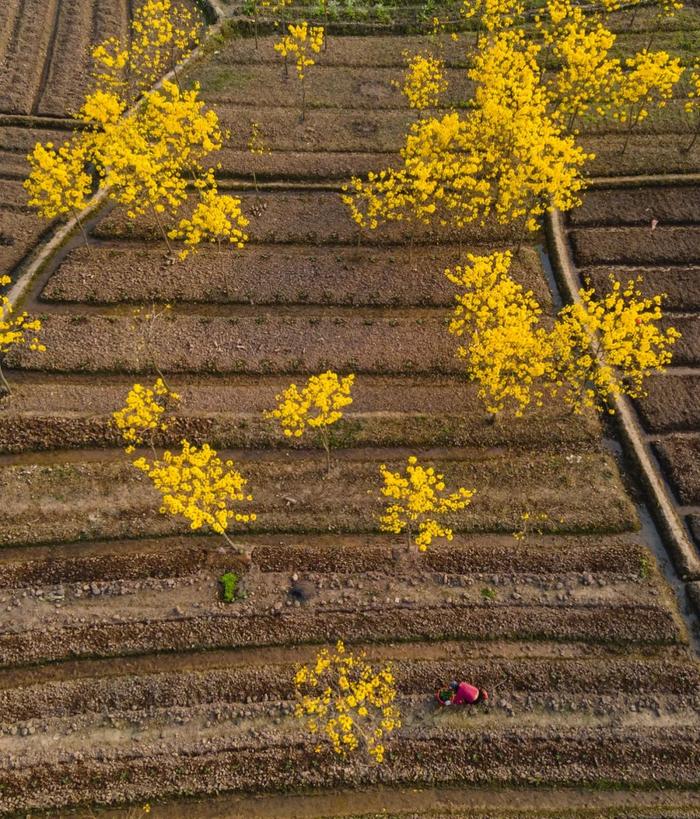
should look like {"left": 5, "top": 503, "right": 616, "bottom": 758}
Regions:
{"left": 400, "top": 52, "right": 448, "bottom": 115}
{"left": 247, "top": 120, "right": 271, "bottom": 194}
{"left": 378, "top": 456, "right": 475, "bottom": 552}
{"left": 0, "top": 276, "right": 46, "bottom": 396}
{"left": 461, "top": 0, "right": 525, "bottom": 46}
{"left": 264, "top": 371, "right": 355, "bottom": 473}
{"left": 294, "top": 641, "right": 400, "bottom": 763}
{"left": 548, "top": 277, "right": 681, "bottom": 413}
{"left": 133, "top": 439, "right": 256, "bottom": 549}
{"left": 112, "top": 378, "right": 181, "bottom": 454}
{"left": 445, "top": 251, "right": 553, "bottom": 417}
{"left": 274, "top": 22, "right": 325, "bottom": 121}
{"left": 168, "top": 182, "right": 249, "bottom": 260}
{"left": 612, "top": 50, "right": 684, "bottom": 154}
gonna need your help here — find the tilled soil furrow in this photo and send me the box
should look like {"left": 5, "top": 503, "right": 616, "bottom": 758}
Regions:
{"left": 635, "top": 373, "right": 700, "bottom": 432}
{"left": 569, "top": 185, "right": 700, "bottom": 227}
{"left": 0, "top": 408, "right": 598, "bottom": 455}
{"left": 0, "top": 533, "right": 648, "bottom": 579}
{"left": 2, "top": 656, "right": 698, "bottom": 723}
{"left": 654, "top": 436, "right": 700, "bottom": 505}
{"left": 569, "top": 226, "right": 700, "bottom": 267}
{"left": 0, "top": 451, "right": 637, "bottom": 546}
{"left": 1, "top": 726, "right": 699, "bottom": 812}
{"left": 40, "top": 243, "right": 550, "bottom": 307}
{"left": 0, "top": 602, "right": 683, "bottom": 668}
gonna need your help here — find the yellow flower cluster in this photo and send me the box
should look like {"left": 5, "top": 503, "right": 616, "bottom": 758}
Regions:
{"left": 169, "top": 186, "right": 249, "bottom": 260}
{"left": 400, "top": 52, "right": 448, "bottom": 111}
{"left": 274, "top": 22, "right": 325, "bottom": 81}
{"left": 513, "top": 510, "right": 549, "bottom": 540}
{"left": 112, "top": 378, "right": 180, "bottom": 453}
{"left": 24, "top": 141, "right": 92, "bottom": 220}
{"left": 611, "top": 50, "right": 683, "bottom": 125}
{"left": 294, "top": 641, "right": 400, "bottom": 763}
{"left": 550, "top": 277, "right": 681, "bottom": 413}
{"left": 461, "top": 0, "right": 525, "bottom": 31}
{"left": 265, "top": 371, "right": 355, "bottom": 438}
{"left": 264, "top": 371, "right": 354, "bottom": 471}
{"left": 378, "top": 456, "right": 475, "bottom": 551}
{"left": 247, "top": 121, "right": 270, "bottom": 156}
{"left": 444, "top": 253, "right": 681, "bottom": 416}
{"left": 92, "top": 0, "right": 200, "bottom": 100}
{"left": 537, "top": 0, "right": 620, "bottom": 128}
{"left": 133, "top": 439, "right": 256, "bottom": 536}
{"left": 446, "top": 251, "right": 552, "bottom": 416}
{"left": 0, "top": 276, "right": 46, "bottom": 395}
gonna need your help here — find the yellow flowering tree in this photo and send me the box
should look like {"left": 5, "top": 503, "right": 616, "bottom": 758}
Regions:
{"left": 112, "top": 378, "right": 181, "bottom": 454}
{"left": 133, "top": 440, "right": 256, "bottom": 548}
{"left": 168, "top": 185, "right": 249, "bottom": 260}
{"left": 264, "top": 371, "right": 355, "bottom": 473}
{"left": 549, "top": 277, "right": 681, "bottom": 413}
{"left": 612, "top": 50, "right": 684, "bottom": 154}
{"left": 0, "top": 276, "right": 46, "bottom": 396}
{"left": 92, "top": 0, "right": 201, "bottom": 104}
{"left": 445, "top": 251, "right": 552, "bottom": 417}
{"left": 25, "top": 0, "right": 245, "bottom": 260}
{"left": 400, "top": 52, "right": 448, "bottom": 114}
{"left": 378, "top": 456, "right": 475, "bottom": 551}
{"left": 294, "top": 641, "right": 400, "bottom": 763}
{"left": 537, "top": 0, "right": 622, "bottom": 132}
{"left": 274, "top": 22, "right": 324, "bottom": 121}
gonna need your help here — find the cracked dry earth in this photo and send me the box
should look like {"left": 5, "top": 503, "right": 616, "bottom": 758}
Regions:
{"left": 1, "top": 9, "right": 700, "bottom": 819}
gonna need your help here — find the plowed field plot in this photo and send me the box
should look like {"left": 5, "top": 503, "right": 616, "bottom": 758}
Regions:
{"left": 1, "top": 9, "right": 700, "bottom": 818}
{"left": 565, "top": 181, "right": 700, "bottom": 561}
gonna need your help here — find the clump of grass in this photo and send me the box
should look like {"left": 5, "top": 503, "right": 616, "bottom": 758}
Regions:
{"left": 480, "top": 586, "right": 497, "bottom": 601}
{"left": 220, "top": 571, "right": 240, "bottom": 603}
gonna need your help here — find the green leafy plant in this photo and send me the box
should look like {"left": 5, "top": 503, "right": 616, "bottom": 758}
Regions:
{"left": 220, "top": 571, "right": 240, "bottom": 602}
{"left": 480, "top": 586, "right": 497, "bottom": 600}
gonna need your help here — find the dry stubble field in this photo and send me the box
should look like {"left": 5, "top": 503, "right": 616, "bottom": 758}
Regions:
{"left": 1, "top": 2, "right": 700, "bottom": 816}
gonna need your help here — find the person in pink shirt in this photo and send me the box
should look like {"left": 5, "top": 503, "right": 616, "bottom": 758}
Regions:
{"left": 447, "top": 680, "right": 489, "bottom": 705}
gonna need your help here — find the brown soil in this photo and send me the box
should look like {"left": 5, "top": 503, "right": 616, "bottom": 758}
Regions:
{"left": 0, "top": 0, "right": 59, "bottom": 115}
{"left": 41, "top": 243, "right": 551, "bottom": 307}
{"left": 569, "top": 186, "right": 700, "bottom": 228}
{"left": 570, "top": 226, "right": 700, "bottom": 267}
{"left": 654, "top": 436, "right": 700, "bottom": 506}
{"left": 635, "top": 374, "right": 700, "bottom": 432}
{"left": 93, "top": 189, "right": 519, "bottom": 245}
{"left": 1, "top": 726, "right": 699, "bottom": 814}
{"left": 5, "top": 311, "right": 463, "bottom": 375}
{"left": 0, "top": 601, "right": 683, "bottom": 668}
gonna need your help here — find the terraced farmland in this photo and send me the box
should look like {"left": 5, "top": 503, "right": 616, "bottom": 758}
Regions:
{"left": 1, "top": 1, "right": 700, "bottom": 816}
